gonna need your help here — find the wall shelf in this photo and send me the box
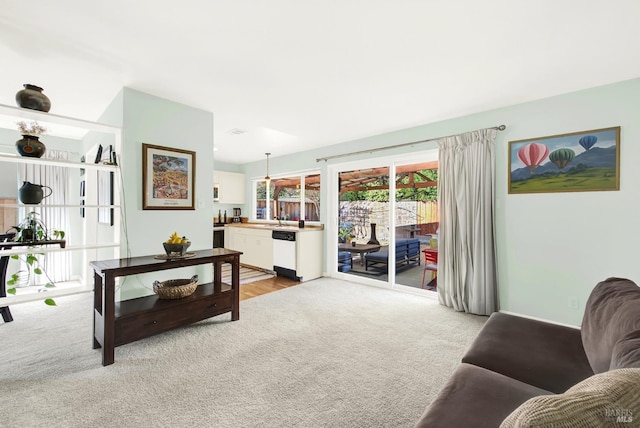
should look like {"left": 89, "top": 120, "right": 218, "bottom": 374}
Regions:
{"left": 0, "top": 103, "right": 120, "bottom": 138}
{"left": 0, "top": 242, "right": 120, "bottom": 257}
{"left": 0, "top": 153, "right": 118, "bottom": 171}
{"left": 0, "top": 104, "right": 123, "bottom": 310}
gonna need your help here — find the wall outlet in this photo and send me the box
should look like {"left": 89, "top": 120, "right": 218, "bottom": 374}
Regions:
{"left": 568, "top": 296, "right": 579, "bottom": 310}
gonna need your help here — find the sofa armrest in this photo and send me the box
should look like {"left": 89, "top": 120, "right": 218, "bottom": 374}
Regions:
{"left": 461, "top": 312, "right": 593, "bottom": 393}
{"left": 415, "top": 363, "right": 552, "bottom": 428}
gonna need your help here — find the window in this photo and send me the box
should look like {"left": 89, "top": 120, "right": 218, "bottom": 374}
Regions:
{"left": 254, "top": 173, "right": 320, "bottom": 222}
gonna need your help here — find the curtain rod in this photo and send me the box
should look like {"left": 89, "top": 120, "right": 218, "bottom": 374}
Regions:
{"left": 316, "top": 124, "right": 506, "bottom": 162}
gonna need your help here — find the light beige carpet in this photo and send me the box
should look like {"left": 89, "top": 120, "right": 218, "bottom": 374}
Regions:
{"left": 0, "top": 277, "right": 486, "bottom": 428}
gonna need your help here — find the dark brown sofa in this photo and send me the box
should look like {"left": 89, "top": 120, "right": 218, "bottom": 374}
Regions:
{"left": 415, "top": 277, "right": 640, "bottom": 428}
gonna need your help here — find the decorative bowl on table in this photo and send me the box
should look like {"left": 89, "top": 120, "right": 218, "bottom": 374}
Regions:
{"left": 153, "top": 275, "right": 198, "bottom": 299}
{"left": 163, "top": 241, "right": 191, "bottom": 257}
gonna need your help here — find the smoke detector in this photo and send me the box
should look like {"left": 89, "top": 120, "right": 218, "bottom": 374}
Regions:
{"left": 227, "top": 128, "right": 247, "bottom": 135}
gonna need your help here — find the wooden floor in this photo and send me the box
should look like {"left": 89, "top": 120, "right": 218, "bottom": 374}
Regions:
{"left": 239, "top": 275, "right": 301, "bottom": 300}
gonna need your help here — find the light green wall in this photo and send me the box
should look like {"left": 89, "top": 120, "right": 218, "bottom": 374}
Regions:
{"left": 111, "top": 88, "right": 214, "bottom": 299}
{"left": 240, "top": 78, "right": 640, "bottom": 326}
{"left": 106, "top": 79, "right": 639, "bottom": 324}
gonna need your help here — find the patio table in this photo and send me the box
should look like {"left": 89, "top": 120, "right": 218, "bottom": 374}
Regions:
{"left": 338, "top": 243, "right": 381, "bottom": 266}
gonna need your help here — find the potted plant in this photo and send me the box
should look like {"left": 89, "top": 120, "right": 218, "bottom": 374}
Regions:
{"left": 15, "top": 120, "right": 47, "bottom": 158}
{"left": 5, "top": 212, "right": 65, "bottom": 306}
{"left": 338, "top": 226, "right": 353, "bottom": 244}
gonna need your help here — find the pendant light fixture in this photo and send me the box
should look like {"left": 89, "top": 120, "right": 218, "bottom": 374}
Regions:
{"left": 264, "top": 152, "right": 271, "bottom": 182}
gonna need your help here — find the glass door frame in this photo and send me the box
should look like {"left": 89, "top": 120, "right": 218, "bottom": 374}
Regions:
{"left": 326, "top": 148, "right": 438, "bottom": 293}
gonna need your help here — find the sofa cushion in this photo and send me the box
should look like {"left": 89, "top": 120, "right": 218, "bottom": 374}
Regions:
{"left": 500, "top": 368, "right": 640, "bottom": 428}
{"left": 415, "top": 363, "right": 552, "bottom": 428}
{"left": 462, "top": 312, "right": 593, "bottom": 393}
{"left": 581, "top": 277, "right": 640, "bottom": 373}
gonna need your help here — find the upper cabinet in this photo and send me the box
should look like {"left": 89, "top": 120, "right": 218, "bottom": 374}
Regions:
{"left": 213, "top": 171, "right": 245, "bottom": 204}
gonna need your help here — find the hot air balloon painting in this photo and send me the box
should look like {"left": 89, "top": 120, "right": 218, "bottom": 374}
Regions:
{"left": 509, "top": 126, "right": 620, "bottom": 194}
{"left": 578, "top": 135, "right": 597, "bottom": 151}
{"left": 549, "top": 148, "right": 575, "bottom": 170}
{"left": 517, "top": 143, "right": 549, "bottom": 174}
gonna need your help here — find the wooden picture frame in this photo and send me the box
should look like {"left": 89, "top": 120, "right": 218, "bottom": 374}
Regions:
{"left": 508, "top": 126, "right": 620, "bottom": 194}
{"left": 142, "top": 143, "right": 196, "bottom": 210}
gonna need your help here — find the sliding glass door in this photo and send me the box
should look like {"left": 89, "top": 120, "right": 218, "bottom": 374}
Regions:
{"left": 393, "top": 162, "right": 439, "bottom": 290}
{"left": 329, "top": 150, "right": 438, "bottom": 291}
{"left": 337, "top": 167, "right": 389, "bottom": 284}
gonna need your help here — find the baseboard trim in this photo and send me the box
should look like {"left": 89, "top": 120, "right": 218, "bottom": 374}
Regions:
{"left": 499, "top": 310, "right": 580, "bottom": 329}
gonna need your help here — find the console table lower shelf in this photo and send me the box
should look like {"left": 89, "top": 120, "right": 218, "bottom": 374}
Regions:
{"left": 90, "top": 248, "right": 242, "bottom": 366}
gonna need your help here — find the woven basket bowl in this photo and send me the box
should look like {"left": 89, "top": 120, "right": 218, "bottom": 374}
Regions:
{"left": 153, "top": 274, "right": 198, "bottom": 299}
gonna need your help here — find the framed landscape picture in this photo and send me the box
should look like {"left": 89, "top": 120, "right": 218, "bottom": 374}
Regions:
{"left": 142, "top": 143, "right": 196, "bottom": 210}
{"left": 508, "top": 127, "right": 620, "bottom": 194}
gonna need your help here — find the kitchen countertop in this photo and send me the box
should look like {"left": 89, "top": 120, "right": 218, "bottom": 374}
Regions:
{"left": 224, "top": 222, "right": 324, "bottom": 232}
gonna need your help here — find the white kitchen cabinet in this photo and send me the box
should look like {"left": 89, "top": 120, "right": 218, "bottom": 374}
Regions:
{"left": 296, "top": 230, "right": 323, "bottom": 281}
{"left": 225, "top": 225, "right": 323, "bottom": 281}
{"left": 224, "top": 226, "right": 273, "bottom": 271}
{"left": 213, "top": 171, "right": 245, "bottom": 204}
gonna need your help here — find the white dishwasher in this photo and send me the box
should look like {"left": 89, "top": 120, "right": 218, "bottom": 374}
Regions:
{"left": 272, "top": 230, "right": 299, "bottom": 280}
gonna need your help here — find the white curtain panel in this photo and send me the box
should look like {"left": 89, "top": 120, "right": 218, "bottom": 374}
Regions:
{"left": 437, "top": 128, "right": 497, "bottom": 315}
{"left": 19, "top": 150, "right": 72, "bottom": 283}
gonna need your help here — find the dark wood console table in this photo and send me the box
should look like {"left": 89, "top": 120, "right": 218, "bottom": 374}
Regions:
{"left": 0, "top": 234, "right": 66, "bottom": 323}
{"left": 89, "top": 248, "right": 242, "bottom": 366}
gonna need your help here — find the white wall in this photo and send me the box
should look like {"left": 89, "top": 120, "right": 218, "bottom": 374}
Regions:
{"left": 240, "top": 78, "right": 640, "bottom": 326}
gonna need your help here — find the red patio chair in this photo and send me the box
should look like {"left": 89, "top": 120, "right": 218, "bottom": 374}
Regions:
{"left": 421, "top": 248, "right": 438, "bottom": 290}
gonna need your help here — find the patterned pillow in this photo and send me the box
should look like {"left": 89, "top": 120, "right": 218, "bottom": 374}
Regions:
{"left": 501, "top": 369, "right": 640, "bottom": 428}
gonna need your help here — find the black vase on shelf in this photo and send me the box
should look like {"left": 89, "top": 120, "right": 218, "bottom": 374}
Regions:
{"left": 15, "top": 84, "right": 51, "bottom": 112}
{"left": 16, "top": 135, "right": 46, "bottom": 158}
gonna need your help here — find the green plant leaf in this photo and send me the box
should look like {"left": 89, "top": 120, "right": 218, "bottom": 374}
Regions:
{"left": 34, "top": 267, "right": 42, "bottom": 275}
{"left": 44, "top": 298, "right": 56, "bottom": 306}
{"left": 44, "top": 282, "right": 56, "bottom": 288}
{"left": 7, "top": 273, "right": 18, "bottom": 286}
{"left": 26, "top": 254, "right": 37, "bottom": 265}
{"left": 10, "top": 255, "right": 19, "bottom": 260}
{"left": 7, "top": 288, "right": 16, "bottom": 295}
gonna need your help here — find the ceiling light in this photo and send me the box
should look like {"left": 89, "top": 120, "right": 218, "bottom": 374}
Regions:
{"left": 265, "top": 152, "right": 271, "bottom": 182}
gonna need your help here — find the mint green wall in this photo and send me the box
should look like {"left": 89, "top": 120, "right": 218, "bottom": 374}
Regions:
{"left": 115, "top": 88, "right": 214, "bottom": 299}
{"left": 241, "top": 78, "right": 640, "bottom": 326}
{"left": 104, "top": 80, "right": 638, "bottom": 323}
{"left": 492, "top": 79, "right": 639, "bottom": 325}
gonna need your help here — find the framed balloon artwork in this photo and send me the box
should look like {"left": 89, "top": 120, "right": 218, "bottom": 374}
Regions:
{"left": 508, "top": 126, "right": 620, "bottom": 194}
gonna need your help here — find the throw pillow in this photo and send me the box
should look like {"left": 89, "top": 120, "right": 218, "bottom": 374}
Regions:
{"left": 500, "top": 368, "right": 640, "bottom": 428}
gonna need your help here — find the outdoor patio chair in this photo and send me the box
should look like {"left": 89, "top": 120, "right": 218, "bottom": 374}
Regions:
{"left": 421, "top": 248, "right": 438, "bottom": 290}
